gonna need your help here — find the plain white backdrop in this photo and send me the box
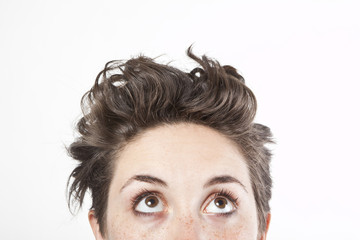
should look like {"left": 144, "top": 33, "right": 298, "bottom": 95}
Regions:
{"left": 1, "top": 0, "right": 359, "bottom": 239}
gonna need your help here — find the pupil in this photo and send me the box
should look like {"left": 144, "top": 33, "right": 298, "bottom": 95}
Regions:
{"left": 145, "top": 196, "right": 158, "bottom": 208}
{"left": 215, "top": 197, "right": 227, "bottom": 209}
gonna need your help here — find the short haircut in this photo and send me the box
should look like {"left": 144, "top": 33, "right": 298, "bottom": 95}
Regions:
{"left": 67, "top": 46, "right": 273, "bottom": 238}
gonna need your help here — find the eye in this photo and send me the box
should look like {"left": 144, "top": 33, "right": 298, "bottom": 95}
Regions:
{"left": 134, "top": 194, "right": 165, "bottom": 214}
{"left": 202, "top": 190, "right": 238, "bottom": 215}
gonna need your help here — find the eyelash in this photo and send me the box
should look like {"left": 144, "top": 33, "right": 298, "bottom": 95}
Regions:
{"left": 130, "top": 188, "right": 239, "bottom": 217}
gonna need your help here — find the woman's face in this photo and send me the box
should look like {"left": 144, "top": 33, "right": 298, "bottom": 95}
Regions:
{"left": 89, "top": 123, "right": 268, "bottom": 240}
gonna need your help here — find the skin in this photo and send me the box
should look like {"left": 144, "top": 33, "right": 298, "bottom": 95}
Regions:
{"left": 89, "top": 122, "right": 270, "bottom": 240}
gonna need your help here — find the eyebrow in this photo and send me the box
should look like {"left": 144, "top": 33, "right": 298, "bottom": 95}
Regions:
{"left": 203, "top": 175, "right": 248, "bottom": 193}
{"left": 120, "top": 174, "right": 247, "bottom": 193}
{"left": 120, "top": 175, "right": 168, "bottom": 192}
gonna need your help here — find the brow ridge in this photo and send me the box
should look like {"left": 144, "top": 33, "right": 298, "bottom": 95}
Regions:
{"left": 120, "top": 174, "right": 247, "bottom": 193}
{"left": 120, "top": 174, "right": 168, "bottom": 192}
{"left": 203, "top": 175, "right": 248, "bottom": 193}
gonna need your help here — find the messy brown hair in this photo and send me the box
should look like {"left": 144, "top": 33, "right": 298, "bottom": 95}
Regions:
{"left": 67, "top": 46, "right": 273, "bottom": 238}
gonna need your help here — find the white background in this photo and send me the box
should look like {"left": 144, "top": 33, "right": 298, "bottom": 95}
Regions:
{"left": 1, "top": 0, "right": 359, "bottom": 239}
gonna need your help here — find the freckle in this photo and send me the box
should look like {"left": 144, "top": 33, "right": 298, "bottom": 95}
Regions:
{"left": 186, "top": 218, "right": 194, "bottom": 226}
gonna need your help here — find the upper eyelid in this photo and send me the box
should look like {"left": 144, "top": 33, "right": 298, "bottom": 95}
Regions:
{"left": 131, "top": 189, "right": 152, "bottom": 203}
{"left": 202, "top": 190, "right": 239, "bottom": 209}
{"left": 216, "top": 190, "right": 239, "bottom": 204}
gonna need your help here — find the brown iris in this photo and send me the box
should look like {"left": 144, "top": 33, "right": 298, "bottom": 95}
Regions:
{"left": 145, "top": 196, "right": 159, "bottom": 208}
{"left": 214, "top": 197, "right": 227, "bottom": 209}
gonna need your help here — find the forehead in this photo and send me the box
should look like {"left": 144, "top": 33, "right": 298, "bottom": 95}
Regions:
{"left": 112, "top": 122, "right": 251, "bottom": 187}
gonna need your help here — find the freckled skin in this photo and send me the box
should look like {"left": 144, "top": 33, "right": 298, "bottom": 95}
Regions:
{"left": 89, "top": 123, "right": 269, "bottom": 240}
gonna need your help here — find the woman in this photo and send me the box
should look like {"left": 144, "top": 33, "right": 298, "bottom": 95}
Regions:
{"left": 67, "top": 46, "right": 273, "bottom": 239}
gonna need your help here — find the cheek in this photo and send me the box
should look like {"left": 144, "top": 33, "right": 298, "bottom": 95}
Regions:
{"left": 107, "top": 216, "right": 257, "bottom": 240}
{"left": 199, "top": 216, "right": 257, "bottom": 240}
{"left": 107, "top": 213, "right": 143, "bottom": 240}
{"left": 106, "top": 211, "right": 258, "bottom": 240}
{"left": 107, "top": 213, "right": 167, "bottom": 240}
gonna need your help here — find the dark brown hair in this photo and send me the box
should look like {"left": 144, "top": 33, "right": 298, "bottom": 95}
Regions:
{"left": 67, "top": 46, "right": 273, "bottom": 238}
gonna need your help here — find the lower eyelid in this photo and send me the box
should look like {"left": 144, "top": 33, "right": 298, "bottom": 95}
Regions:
{"left": 133, "top": 211, "right": 158, "bottom": 217}
{"left": 133, "top": 210, "right": 167, "bottom": 220}
{"left": 202, "top": 207, "right": 237, "bottom": 216}
{"left": 217, "top": 210, "right": 237, "bottom": 217}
